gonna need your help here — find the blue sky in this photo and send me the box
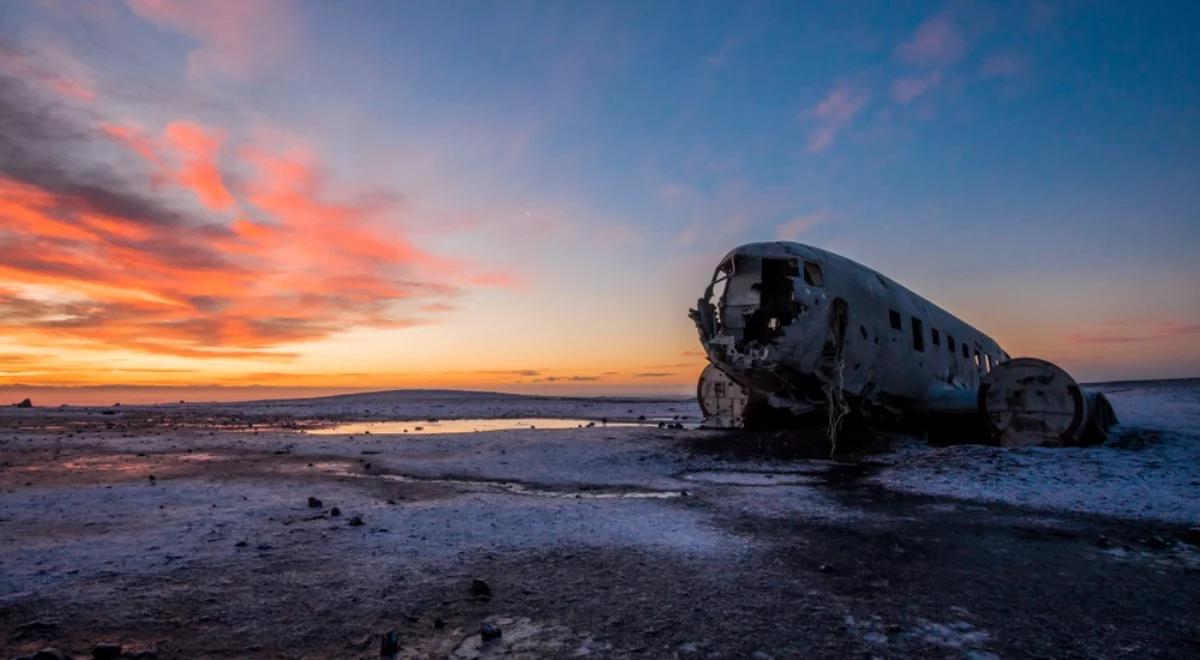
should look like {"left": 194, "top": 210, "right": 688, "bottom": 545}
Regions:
{"left": 0, "top": 0, "right": 1197, "bottom": 401}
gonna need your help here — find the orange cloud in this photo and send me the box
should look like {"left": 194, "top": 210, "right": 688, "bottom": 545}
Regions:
{"left": 0, "top": 51, "right": 513, "bottom": 363}
{"left": 164, "top": 121, "right": 235, "bottom": 210}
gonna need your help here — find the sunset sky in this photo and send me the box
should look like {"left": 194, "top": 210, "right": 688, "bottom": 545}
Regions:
{"left": 1, "top": 1, "right": 1198, "bottom": 404}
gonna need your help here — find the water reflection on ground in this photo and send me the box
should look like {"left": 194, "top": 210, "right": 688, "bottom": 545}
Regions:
{"left": 309, "top": 418, "right": 656, "bottom": 435}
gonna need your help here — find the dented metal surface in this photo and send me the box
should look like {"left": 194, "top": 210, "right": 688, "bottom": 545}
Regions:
{"left": 690, "top": 242, "right": 1115, "bottom": 446}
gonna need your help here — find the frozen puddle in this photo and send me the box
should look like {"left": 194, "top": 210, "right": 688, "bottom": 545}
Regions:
{"left": 678, "top": 469, "right": 826, "bottom": 486}
{"left": 311, "top": 462, "right": 684, "bottom": 500}
{"left": 309, "top": 418, "right": 652, "bottom": 435}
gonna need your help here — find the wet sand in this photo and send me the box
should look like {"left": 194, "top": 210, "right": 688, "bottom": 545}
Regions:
{"left": 1, "top": 389, "right": 1198, "bottom": 658}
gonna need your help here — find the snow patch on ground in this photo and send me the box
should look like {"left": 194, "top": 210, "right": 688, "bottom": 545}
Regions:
{"left": 872, "top": 381, "right": 1200, "bottom": 523}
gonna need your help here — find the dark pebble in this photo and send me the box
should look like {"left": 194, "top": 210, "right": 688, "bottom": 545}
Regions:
{"left": 380, "top": 630, "right": 400, "bottom": 656}
{"left": 349, "top": 516, "right": 364, "bottom": 526}
{"left": 307, "top": 496, "right": 323, "bottom": 508}
{"left": 469, "top": 578, "right": 491, "bottom": 597}
{"left": 330, "top": 506, "right": 341, "bottom": 517}
{"left": 480, "top": 623, "right": 502, "bottom": 641}
{"left": 92, "top": 643, "right": 122, "bottom": 659}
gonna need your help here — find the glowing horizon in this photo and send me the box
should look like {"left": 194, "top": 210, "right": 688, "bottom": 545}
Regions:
{"left": 2, "top": 1, "right": 1198, "bottom": 401}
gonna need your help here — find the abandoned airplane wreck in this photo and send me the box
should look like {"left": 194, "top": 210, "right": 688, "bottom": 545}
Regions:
{"left": 690, "top": 242, "right": 1116, "bottom": 447}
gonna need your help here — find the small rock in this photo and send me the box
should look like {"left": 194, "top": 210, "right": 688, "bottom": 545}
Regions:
{"left": 16, "top": 397, "right": 32, "bottom": 408}
{"left": 32, "top": 649, "right": 66, "bottom": 660}
{"left": 330, "top": 506, "right": 341, "bottom": 517}
{"left": 469, "top": 578, "right": 491, "bottom": 597}
{"left": 348, "top": 515, "right": 364, "bottom": 527}
{"left": 92, "top": 643, "right": 122, "bottom": 659}
{"left": 433, "top": 617, "right": 446, "bottom": 630}
{"left": 480, "top": 623, "right": 502, "bottom": 641}
{"left": 307, "top": 496, "right": 323, "bottom": 508}
{"left": 235, "top": 540, "right": 248, "bottom": 547}
{"left": 379, "top": 630, "right": 400, "bottom": 656}
{"left": 1095, "top": 534, "right": 1111, "bottom": 547}
{"left": 885, "top": 623, "right": 902, "bottom": 635}
{"left": 1142, "top": 535, "right": 1171, "bottom": 550}
{"left": 1176, "top": 527, "right": 1200, "bottom": 547}
{"left": 818, "top": 563, "right": 834, "bottom": 573}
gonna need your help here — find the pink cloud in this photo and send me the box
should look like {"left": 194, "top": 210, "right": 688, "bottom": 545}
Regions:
{"left": 980, "top": 51, "right": 1032, "bottom": 78}
{"left": 125, "top": 0, "right": 300, "bottom": 80}
{"left": 1067, "top": 322, "right": 1200, "bottom": 344}
{"left": 890, "top": 71, "right": 943, "bottom": 104}
{"left": 805, "top": 83, "right": 869, "bottom": 153}
{"left": 775, "top": 211, "right": 832, "bottom": 240}
{"left": 896, "top": 12, "right": 968, "bottom": 67}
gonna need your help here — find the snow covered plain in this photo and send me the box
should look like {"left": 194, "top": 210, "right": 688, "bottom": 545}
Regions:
{"left": 1, "top": 381, "right": 1197, "bottom": 658}
{"left": 872, "top": 379, "right": 1200, "bottom": 523}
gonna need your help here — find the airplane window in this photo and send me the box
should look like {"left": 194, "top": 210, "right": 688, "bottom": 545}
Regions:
{"left": 984, "top": 353, "right": 992, "bottom": 372}
{"left": 889, "top": 310, "right": 902, "bottom": 330}
{"left": 973, "top": 349, "right": 981, "bottom": 369}
{"left": 948, "top": 335, "right": 956, "bottom": 353}
{"left": 802, "top": 261, "right": 824, "bottom": 287}
{"left": 931, "top": 328, "right": 940, "bottom": 346}
{"left": 911, "top": 317, "right": 925, "bottom": 352}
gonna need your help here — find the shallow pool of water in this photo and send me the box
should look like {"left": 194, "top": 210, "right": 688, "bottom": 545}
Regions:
{"left": 309, "top": 418, "right": 650, "bottom": 435}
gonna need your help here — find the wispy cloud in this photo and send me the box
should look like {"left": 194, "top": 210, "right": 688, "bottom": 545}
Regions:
{"left": 890, "top": 71, "right": 943, "bottom": 103}
{"left": 804, "top": 82, "right": 869, "bottom": 153}
{"left": 125, "top": 0, "right": 301, "bottom": 80}
{"left": 895, "top": 11, "right": 968, "bottom": 67}
{"left": 776, "top": 211, "right": 833, "bottom": 240}
{"left": 1067, "top": 322, "right": 1200, "bottom": 344}
{"left": 980, "top": 51, "right": 1032, "bottom": 78}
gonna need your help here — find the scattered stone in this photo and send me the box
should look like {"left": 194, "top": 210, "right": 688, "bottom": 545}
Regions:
{"left": 32, "top": 649, "right": 66, "bottom": 660}
{"left": 307, "top": 496, "right": 323, "bottom": 508}
{"left": 1095, "top": 534, "right": 1112, "bottom": 548}
{"left": 1176, "top": 527, "right": 1200, "bottom": 547}
{"left": 818, "top": 563, "right": 834, "bottom": 573}
{"left": 330, "top": 506, "right": 342, "bottom": 517}
{"left": 256, "top": 543, "right": 272, "bottom": 551}
{"left": 348, "top": 515, "right": 365, "bottom": 527}
{"left": 91, "top": 643, "right": 122, "bottom": 659}
{"left": 469, "top": 578, "right": 492, "bottom": 597}
{"left": 480, "top": 623, "right": 502, "bottom": 641}
{"left": 379, "top": 630, "right": 401, "bottom": 656}
{"left": 15, "top": 398, "right": 32, "bottom": 408}
{"left": 1142, "top": 535, "right": 1171, "bottom": 550}
{"left": 15, "top": 619, "right": 60, "bottom": 635}
{"left": 235, "top": 540, "right": 248, "bottom": 548}
{"left": 433, "top": 617, "right": 446, "bottom": 630}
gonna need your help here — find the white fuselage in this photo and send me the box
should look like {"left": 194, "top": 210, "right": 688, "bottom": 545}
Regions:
{"left": 692, "top": 242, "right": 1008, "bottom": 412}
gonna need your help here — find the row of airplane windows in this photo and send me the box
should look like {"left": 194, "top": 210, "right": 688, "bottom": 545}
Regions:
{"left": 887, "top": 309, "right": 1000, "bottom": 373}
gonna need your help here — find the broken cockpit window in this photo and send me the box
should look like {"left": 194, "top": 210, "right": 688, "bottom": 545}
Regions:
{"left": 704, "top": 258, "right": 734, "bottom": 329}
{"left": 802, "top": 260, "right": 824, "bottom": 287}
{"left": 743, "top": 257, "right": 799, "bottom": 344}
